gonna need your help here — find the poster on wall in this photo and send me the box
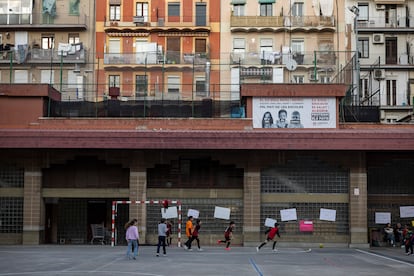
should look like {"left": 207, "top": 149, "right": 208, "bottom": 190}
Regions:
{"left": 400, "top": 206, "right": 414, "bottom": 218}
{"left": 280, "top": 208, "right": 297, "bottom": 222}
{"left": 375, "top": 212, "right": 391, "bottom": 224}
{"left": 252, "top": 97, "right": 336, "bottom": 129}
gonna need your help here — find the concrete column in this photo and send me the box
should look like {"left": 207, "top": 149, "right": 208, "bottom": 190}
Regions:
{"left": 129, "top": 162, "right": 147, "bottom": 243}
{"left": 349, "top": 152, "right": 369, "bottom": 248}
{"left": 243, "top": 169, "right": 261, "bottom": 246}
{"left": 22, "top": 169, "right": 43, "bottom": 245}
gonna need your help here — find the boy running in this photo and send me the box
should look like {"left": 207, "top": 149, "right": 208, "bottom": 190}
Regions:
{"left": 217, "top": 221, "right": 235, "bottom": 250}
{"left": 256, "top": 222, "right": 281, "bottom": 252}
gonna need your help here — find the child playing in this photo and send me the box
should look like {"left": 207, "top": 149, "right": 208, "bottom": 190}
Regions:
{"left": 217, "top": 221, "right": 235, "bottom": 251}
{"left": 256, "top": 222, "right": 281, "bottom": 252}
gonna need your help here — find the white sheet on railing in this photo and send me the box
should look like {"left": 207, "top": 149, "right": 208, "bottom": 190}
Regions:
{"left": 320, "top": 0, "right": 333, "bottom": 17}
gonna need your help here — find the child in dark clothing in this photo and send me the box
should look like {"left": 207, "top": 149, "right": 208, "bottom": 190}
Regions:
{"left": 256, "top": 222, "right": 281, "bottom": 252}
{"left": 217, "top": 221, "right": 235, "bottom": 250}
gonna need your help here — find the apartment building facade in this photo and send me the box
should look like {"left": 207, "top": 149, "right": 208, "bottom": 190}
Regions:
{"left": 0, "top": 0, "right": 96, "bottom": 101}
{"left": 346, "top": 0, "right": 414, "bottom": 122}
{"left": 96, "top": 0, "right": 221, "bottom": 102}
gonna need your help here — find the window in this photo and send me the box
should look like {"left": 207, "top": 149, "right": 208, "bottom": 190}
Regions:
{"left": 41, "top": 34, "right": 54, "bottom": 49}
{"left": 109, "top": 5, "right": 121, "bottom": 21}
{"left": 168, "top": 2, "right": 180, "bottom": 17}
{"left": 357, "top": 3, "right": 368, "bottom": 21}
{"left": 168, "top": 76, "right": 180, "bottom": 93}
{"left": 386, "top": 79, "right": 397, "bottom": 106}
{"left": 260, "top": 4, "right": 272, "bottom": 16}
{"left": 195, "top": 77, "right": 206, "bottom": 97}
{"left": 292, "top": 2, "right": 303, "bottom": 16}
{"left": 135, "top": 75, "right": 148, "bottom": 96}
{"left": 68, "top": 33, "right": 80, "bottom": 44}
{"left": 320, "top": 76, "right": 331, "bottom": 84}
{"left": 136, "top": 2, "right": 149, "bottom": 22}
{"left": 293, "top": 75, "right": 304, "bottom": 83}
{"left": 41, "top": 70, "right": 54, "bottom": 84}
{"left": 195, "top": 39, "right": 207, "bottom": 54}
{"left": 360, "top": 78, "right": 368, "bottom": 99}
{"left": 291, "top": 39, "right": 304, "bottom": 54}
{"left": 232, "top": 38, "right": 245, "bottom": 63}
{"left": 14, "top": 70, "right": 28, "bottom": 83}
{"left": 260, "top": 38, "right": 273, "bottom": 64}
{"left": 233, "top": 4, "right": 245, "bottom": 16}
{"left": 358, "top": 37, "right": 369, "bottom": 58}
{"left": 109, "top": 75, "right": 120, "bottom": 87}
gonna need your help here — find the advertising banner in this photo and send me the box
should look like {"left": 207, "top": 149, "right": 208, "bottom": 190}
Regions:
{"left": 252, "top": 97, "right": 336, "bottom": 128}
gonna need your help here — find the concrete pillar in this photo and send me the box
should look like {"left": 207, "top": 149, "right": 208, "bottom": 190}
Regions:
{"left": 22, "top": 168, "right": 43, "bottom": 245}
{"left": 243, "top": 169, "right": 261, "bottom": 246}
{"left": 349, "top": 152, "right": 369, "bottom": 248}
{"left": 129, "top": 161, "right": 147, "bottom": 243}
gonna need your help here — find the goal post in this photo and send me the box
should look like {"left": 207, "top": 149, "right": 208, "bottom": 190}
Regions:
{"left": 111, "top": 200, "right": 182, "bottom": 247}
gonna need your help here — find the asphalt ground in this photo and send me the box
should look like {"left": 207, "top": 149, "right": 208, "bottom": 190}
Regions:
{"left": 0, "top": 244, "right": 413, "bottom": 276}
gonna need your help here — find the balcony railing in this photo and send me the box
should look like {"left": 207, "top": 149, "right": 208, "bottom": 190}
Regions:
{"left": 104, "top": 15, "right": 210, "bottom": 28}
{"left": 104, "top": 52, "right": 209, "bottom": 65}
{"left": 230, "top": 15, "right": 335, "bottom": 28}
{"left": 0, "top": 12, "right": 88, "bottom": 26}
{"left": 0, "top": 48, "right": 86, "bottom": 64}
{"left": 357, "top": 16, "right": 414, "bottom": 29}
{"left": 230, "top": 50, "right": 337, "bottom": 67}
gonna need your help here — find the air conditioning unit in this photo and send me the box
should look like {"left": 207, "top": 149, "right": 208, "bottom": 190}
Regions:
{"left": 373, "top": 69, "right": 385, "bottom": 79}
{"left": 373, "top": 33, "right": 385, "bottom": 44}
{"left": 376, "top": 4, "right": 385, "bottom": 10}
{"left": 158, "top": 18, "right": 165, "bottom": 27}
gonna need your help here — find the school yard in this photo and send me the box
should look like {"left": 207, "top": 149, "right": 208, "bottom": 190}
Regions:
{"left": 0, "top": 245, "right": 413, "bottom": 276}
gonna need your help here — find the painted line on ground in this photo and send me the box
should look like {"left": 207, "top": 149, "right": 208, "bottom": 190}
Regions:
{"left": 249, "top": 257, "right": 264, "bottom": 276}
{"left": 355, "top": 249, "right": 414, "bottom": 267}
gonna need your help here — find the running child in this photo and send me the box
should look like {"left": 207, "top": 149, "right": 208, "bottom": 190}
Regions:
{"left": 217, "top": 221, "right": 235, "bottom": 250}
{"left": 256, "top": 222, "right": 281, "bottom": 252}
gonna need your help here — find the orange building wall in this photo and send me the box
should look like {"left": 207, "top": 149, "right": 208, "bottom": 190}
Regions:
{"left": 183, "top": 0, "right": 193, "bottom": 22}
{"left": 210, "top": 0, "right": 220, "bottom": 22}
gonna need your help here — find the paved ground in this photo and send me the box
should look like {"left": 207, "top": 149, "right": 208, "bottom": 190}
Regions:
{"left": 0, "top": 244, "right": 413, "bottom": 276}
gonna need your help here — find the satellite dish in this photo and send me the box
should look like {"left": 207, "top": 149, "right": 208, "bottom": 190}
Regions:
{"left": 286, "top": 58, "right": 297, "bottom": 71}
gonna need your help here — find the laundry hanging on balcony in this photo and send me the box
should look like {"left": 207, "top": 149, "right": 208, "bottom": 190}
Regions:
{"left": 43, "top": 0, "right": 56, "bottom": 17}
{"left": 319, "top": 0, "right": 333, "bottom": 17}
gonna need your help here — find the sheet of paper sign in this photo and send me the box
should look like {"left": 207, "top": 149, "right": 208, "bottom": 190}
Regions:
{"left": 265, "top": 218, "right": 277, "bottom": 227}
{"left": 161, "top": 207, "right": 178, "bottom": 219}
{"left": 187, "top": 209, "right": 199, "bottom": 219}
{"left": 214, "top": 206, "right": 230, "bottom": 220}
{"left": 319, "top": 208, "right": 336, "bottom": 222}
{"left": 280, "top": 208, "right": 297, "bottom": 222}
{"left": 400, "top": 206, "right": 414, "bottom": 218}
{"left": 375, "top": 212, "right": 391, "bottom": 224}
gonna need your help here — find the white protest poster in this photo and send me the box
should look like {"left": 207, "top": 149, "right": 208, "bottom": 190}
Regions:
{"left": 319, "top": 208, "right": 336, "bottom": 222}
{"left": 161, "top": 207, "right": 178, "bottom": 219}
{"left": 280, "top": 208, "right": 297, "bottom": 222}
{"left": 214, "top": 206, "right": 231, "bottom": 220}
{"left": 187, "top": 209, "right": 200, "bottom": 219}
{"left": 400, "top": 206, "right": 414, "bottom": 218}
{"left": 265, "top": 218, "right": 277, "bottom": 227}
{"left": 375, "top": 212, "right": 391, "bottom": 224}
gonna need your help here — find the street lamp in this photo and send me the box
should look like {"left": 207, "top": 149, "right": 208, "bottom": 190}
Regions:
{"left": 348, "top": 5, "right": 360, "bottom": 106}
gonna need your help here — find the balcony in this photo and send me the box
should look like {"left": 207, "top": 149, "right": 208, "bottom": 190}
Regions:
{"left": 0, "top": 46, "right": 86, "bottom": 64}
{"left": 230, "top": 15, "right": 335, "bottom": 31}
{"left": 358, "top": 16, "right": 414, "bottom": 30}
{"left": 104, "top": 51, "right": 209, "bottom": 66}
{"left": 230, "top": 50, "right": 337, "bottom": 67}
{"left": 104, "top": 15, "right": 210, "bottom": 29}
{"left": 0, "top": 12, "right": 88, "bottom": 31}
